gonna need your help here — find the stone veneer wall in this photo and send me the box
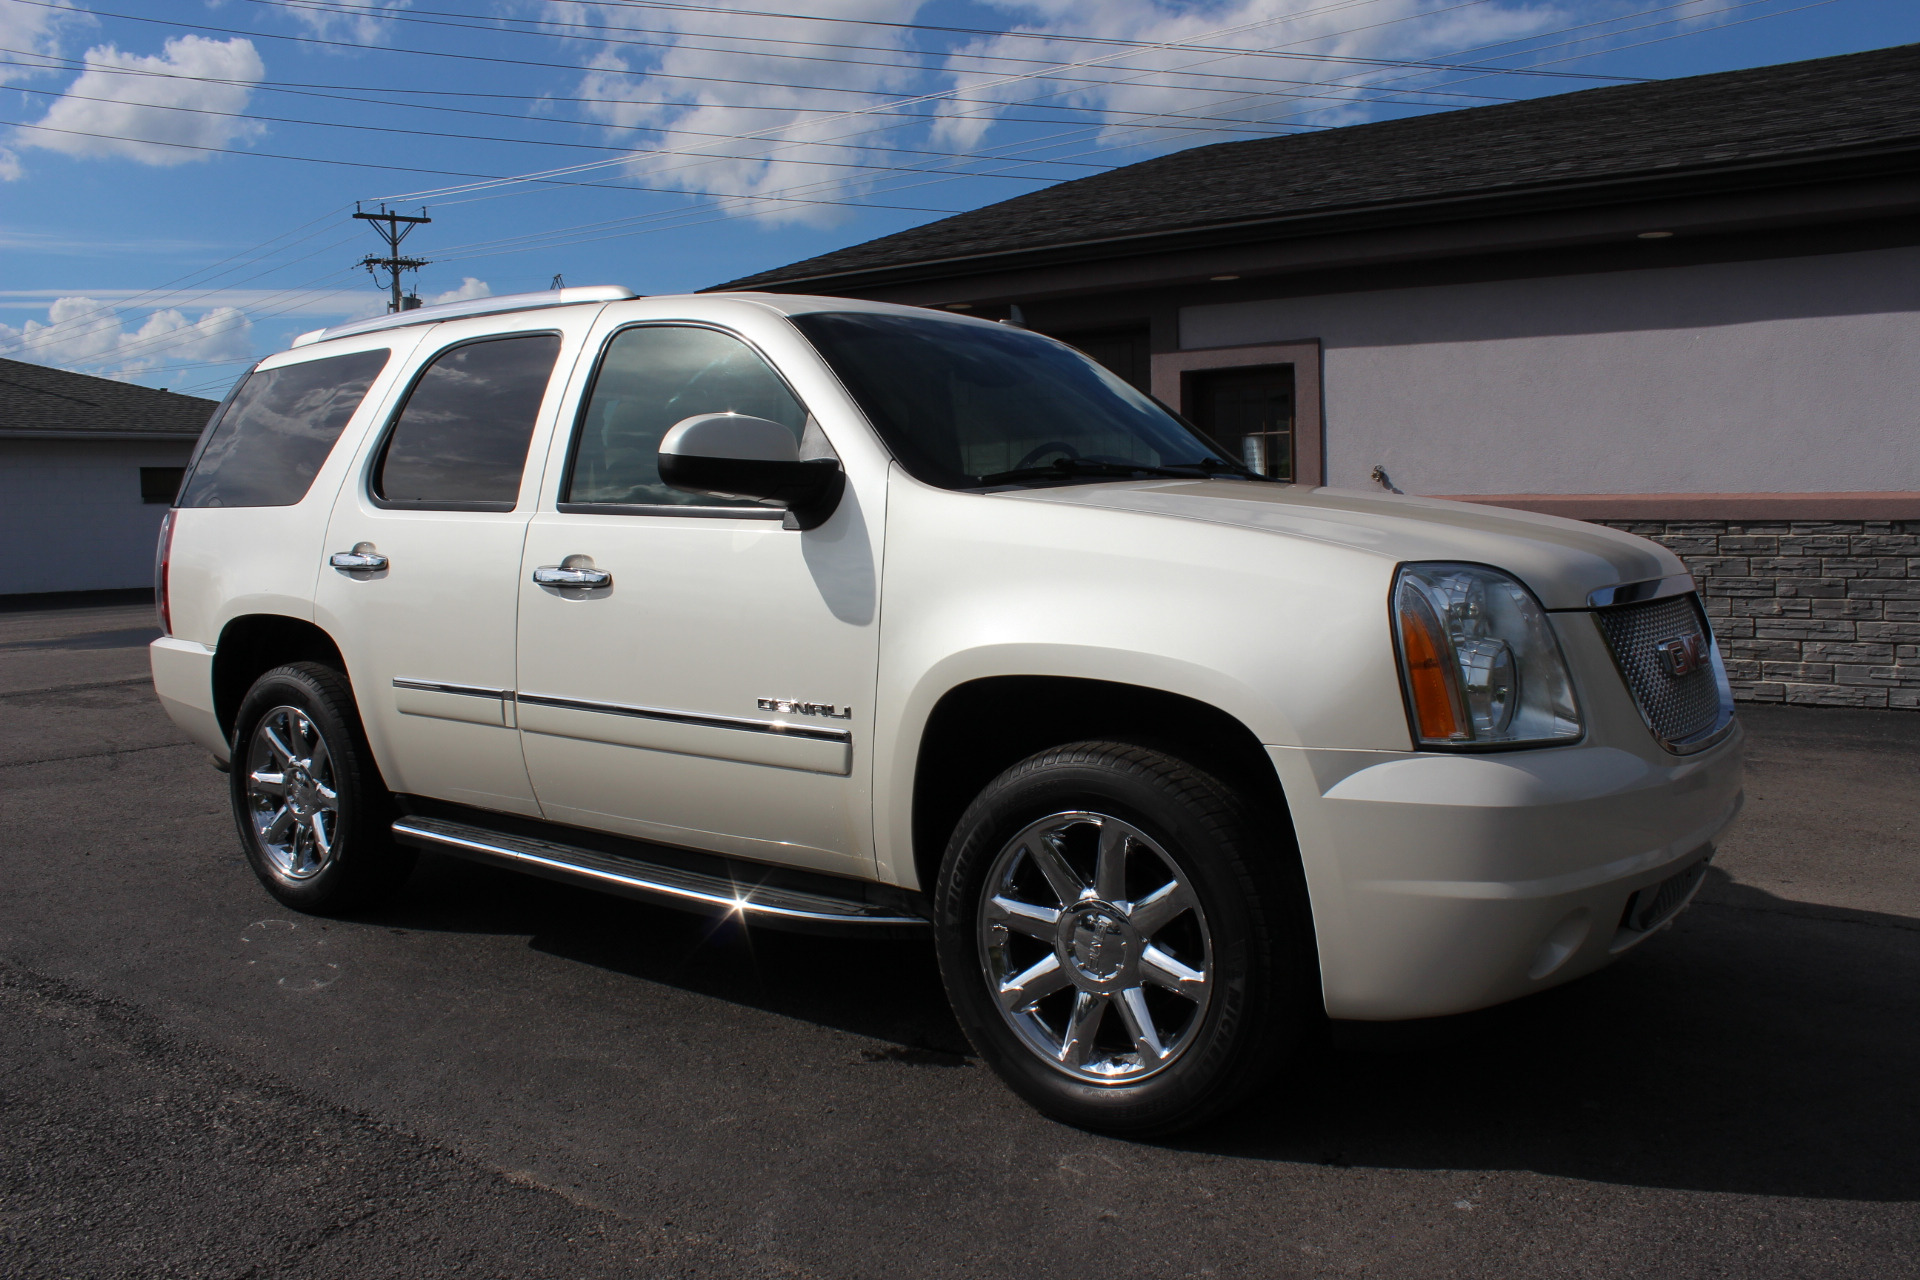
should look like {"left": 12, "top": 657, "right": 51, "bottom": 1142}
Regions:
{"left": 1599, "top": 520, "right": 1920, "bottom": 710}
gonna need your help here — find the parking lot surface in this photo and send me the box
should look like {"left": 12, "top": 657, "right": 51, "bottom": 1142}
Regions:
{"left": 2, "top": 595, "right": 1916, "bottom": 1278}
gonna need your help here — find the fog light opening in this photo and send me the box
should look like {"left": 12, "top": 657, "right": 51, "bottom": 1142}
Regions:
{"left": 1527, "top": 908, "right": 1592, "bottom": 981}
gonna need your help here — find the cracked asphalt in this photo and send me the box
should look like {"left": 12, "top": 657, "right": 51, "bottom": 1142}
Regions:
{"left": 2, "top": 594, "right": 1917, "bottom": 1278}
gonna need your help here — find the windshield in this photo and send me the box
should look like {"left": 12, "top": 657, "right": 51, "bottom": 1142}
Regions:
{"left": 789, "top": 311, "right": 1247, "bottom": 490}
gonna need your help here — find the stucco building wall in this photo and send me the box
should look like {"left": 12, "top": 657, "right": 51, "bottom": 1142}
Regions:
{"left": 1178, "top": 245, "right": 1920, "bottom": 497}
{"left": 0, "top": 438, "right": 195, "bottom": 595}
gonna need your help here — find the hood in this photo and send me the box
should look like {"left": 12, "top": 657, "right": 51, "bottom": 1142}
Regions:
{"left": 999, "top": 480, "right": 1679, "bottom": 610}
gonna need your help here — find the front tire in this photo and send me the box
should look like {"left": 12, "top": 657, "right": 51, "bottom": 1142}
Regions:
{"left": 229, "top": 661, "right": 414, "bottom": 914}
{"left": 934, "top": 742, "right": 1316, "bottom": 1136}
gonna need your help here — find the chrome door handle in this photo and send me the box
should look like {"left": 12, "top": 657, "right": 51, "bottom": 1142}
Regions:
{"left": 532, "top": 564, "right": 611, "bottom": 588}
{"left": 329, "top": 549, "right": 389, "bottom": 571}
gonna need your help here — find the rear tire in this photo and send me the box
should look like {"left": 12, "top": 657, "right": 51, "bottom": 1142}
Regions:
{"left": 229, "top": 661, "right": 414, "bottom": 915}
{"left": 934, "top": 741, "right": 1318, "bottom": 1136}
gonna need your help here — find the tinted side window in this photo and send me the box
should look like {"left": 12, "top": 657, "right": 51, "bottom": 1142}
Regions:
{"left": 375, "top": 333, "right": 562, "bottom": 509}
{"left": 566, "top": 326, "right": 806, "bottom": 508}
{"left": 177, "top": 349, "right": 389, "bottom": 508}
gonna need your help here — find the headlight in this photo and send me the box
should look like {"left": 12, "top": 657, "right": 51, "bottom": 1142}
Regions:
{"left": 1392, "top": 562, "right": 1582, "bottom": 748}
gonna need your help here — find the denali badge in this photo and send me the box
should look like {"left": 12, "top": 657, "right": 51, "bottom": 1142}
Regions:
{"left": 758, "top": 697, "right": 853, "bottom": 720}
{"left": 1655, "top": 633, "right": 1708, "bottom": 678}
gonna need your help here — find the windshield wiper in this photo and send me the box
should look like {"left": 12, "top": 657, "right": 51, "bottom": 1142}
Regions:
{"left": 972, "top": 457, "right": 1252, "bottom": 487}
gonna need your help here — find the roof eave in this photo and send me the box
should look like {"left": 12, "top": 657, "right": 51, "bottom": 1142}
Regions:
{"left": 711, "top": 138, "right": 1920, "bottom": 296}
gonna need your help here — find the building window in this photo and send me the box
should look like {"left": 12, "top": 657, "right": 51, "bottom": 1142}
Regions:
{"left": 140, "top": 467, "right": 185, "bottom": 505}
{"left": 1150, "top": 340, "right": 1322, "bottom": 485}
{"left": 1052, "top": 326, "right": 1150, "bottom": 393}
{"left": 1186, "top": 364, "right": 1294, "bottom": 481}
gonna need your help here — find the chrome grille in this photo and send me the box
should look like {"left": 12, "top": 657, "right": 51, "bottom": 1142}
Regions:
{"left": 1594, "top": 594, "right": 1727, "bottom": 749}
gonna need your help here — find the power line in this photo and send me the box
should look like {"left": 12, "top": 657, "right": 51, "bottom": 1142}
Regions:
{"left": 231, "top": 0, "right": 1552, "bottom": 104}
{"left": 476, "top": 0, "right": 1818, "bottom": 261}
{"left": 0, "top": 48, "right": 1388, "bottom": 137}
{"left": 9, "top": 0, "right": 1602, "bottom": 122}
{"left": 0, "top": 80, "right": 1113, "bottom": 182}
{"left": 373, "top": 3, "right": 1396, "bottom": 201}
{"left": 243, "top": 0, "right": 1654, "bottom": 83}
{"left": 0, "top": 115, "right": 970, "bottom": 213}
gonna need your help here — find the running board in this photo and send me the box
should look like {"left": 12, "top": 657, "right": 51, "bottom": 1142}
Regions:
{"left": 391, "top": 815, "right": 930, "bottom": 935}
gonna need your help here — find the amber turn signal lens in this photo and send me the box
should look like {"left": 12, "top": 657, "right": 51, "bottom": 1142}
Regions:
{"left": 1397, "top": 589, "right": 1468, "bottom": 742}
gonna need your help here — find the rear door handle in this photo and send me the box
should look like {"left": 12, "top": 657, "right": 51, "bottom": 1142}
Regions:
{"left": 329, "top": 547, "right": 389, "bottom": 571}
{"left": 532, "top": 564, "right": 611, "bottom": 588}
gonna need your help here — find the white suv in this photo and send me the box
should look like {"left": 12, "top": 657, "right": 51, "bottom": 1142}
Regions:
{"left": 151, "top": 286, "right": 1743, "bottom": 1134}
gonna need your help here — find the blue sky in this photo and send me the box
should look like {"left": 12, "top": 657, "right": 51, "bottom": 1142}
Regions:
{"left": 1, "top": 0, "right": 1915, "bottom": 398}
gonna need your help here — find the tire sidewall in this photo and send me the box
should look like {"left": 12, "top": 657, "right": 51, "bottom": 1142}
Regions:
{"left": 229, "top": 662, "right": 399, "bottom": 914}
{"left": 934, "top": 746, "right": 1294, "bottom": 1134}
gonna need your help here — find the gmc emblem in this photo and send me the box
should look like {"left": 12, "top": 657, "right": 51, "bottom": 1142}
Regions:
{"left": 1656, "top": 633, "right": 1709, "bottom": 678}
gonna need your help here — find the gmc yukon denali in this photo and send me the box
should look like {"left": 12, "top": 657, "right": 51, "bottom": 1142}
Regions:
{"left": 151, "top": 286, "right": 1743, "bottom": 1134}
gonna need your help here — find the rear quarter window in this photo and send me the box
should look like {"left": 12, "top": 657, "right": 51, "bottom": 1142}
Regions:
{"left": 177, "top": 349, "right": 390, "bottom": 508}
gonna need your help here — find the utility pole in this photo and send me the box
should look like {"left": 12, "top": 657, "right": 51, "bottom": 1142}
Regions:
{"left": 354, "top": 203, "right": 431, "bottom": 313}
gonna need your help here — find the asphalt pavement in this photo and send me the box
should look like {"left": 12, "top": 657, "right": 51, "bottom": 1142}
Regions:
{"left": 2, "top": 594, "right": 1916, "bottom": 1278}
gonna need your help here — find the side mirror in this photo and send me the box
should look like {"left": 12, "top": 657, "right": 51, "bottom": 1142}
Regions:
{"left": 657, "top": 413, "right": 845, "bottom": 530}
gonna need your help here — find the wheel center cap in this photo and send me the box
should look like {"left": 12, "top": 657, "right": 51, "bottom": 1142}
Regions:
{"left": 1064, "top": 905, "right": 1130, "bottom": 981}
{"left": 288, "top": 767, "right": 314, "bottom": 815}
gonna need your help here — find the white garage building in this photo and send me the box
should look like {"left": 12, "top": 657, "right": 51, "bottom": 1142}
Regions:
{"left": 0, "top": 357, "right": 216, "bottom": 598}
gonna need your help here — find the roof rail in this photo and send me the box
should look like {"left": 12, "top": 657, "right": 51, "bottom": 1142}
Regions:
{"left": 290, "top": 285, "right": 639, "bottom": 349}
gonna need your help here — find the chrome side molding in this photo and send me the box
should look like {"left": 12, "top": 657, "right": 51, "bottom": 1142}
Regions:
{"left": 514, "top": 692, "right": 851, "bottom": 743}
{"left": 392, "top": 677, "right": 512, "bottom": 700}
{"left": 1585, "top": 573, "right": 1698, "bottom": 609}
{"left": 391, "top": 815, "right": 928, "bottom": 933}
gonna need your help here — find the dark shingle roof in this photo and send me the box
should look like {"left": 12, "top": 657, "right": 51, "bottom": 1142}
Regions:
{"left": 714, "top": 43, "right": 1920, "bottom": 292}
{"left": 0, "top": 356, "right": 219, "bottom": 438}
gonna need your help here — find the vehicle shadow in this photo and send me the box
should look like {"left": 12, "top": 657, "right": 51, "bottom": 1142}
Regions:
{"left": 1181, "top": 866, "right": 1920, "bottom": 1203}
{"left": 369, "top": 857, "right": 1919, "bottom": 1202}
{"left": 378, "top": 851, "right": 972, "bottom": 1057}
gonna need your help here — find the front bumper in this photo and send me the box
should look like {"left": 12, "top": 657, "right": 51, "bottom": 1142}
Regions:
{"left": 1269, "top": 722, "right": 1745, "bottom": 1021}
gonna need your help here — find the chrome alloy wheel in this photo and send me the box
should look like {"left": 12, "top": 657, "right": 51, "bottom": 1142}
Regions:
{"left": 244, "top": 705, "right": 340, "bottom": 880}
{"left": 977, "top": 811, "right": 1213, "bottom": 1084}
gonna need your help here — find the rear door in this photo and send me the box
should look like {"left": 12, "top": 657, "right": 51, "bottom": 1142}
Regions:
{"left": 315, "top": 310, "right": 596, "bottom": 815}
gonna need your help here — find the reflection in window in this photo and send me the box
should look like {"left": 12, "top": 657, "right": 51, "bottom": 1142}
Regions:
{"left": 376, "top": 333, "right": 561, "bottom": 509}
{"left": 177, "top": 349, "right": 389, "bottom": 508}
{"left": 566, "top": 326, "right": 808, "bottom": 508}
{"left": 790, "top": 312, "right": 1223, "bottom": 490}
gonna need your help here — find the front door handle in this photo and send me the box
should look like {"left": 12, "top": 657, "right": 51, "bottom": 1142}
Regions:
{"left": 532, "top": 564, "right": 612, "bottom": 589}
{"left": 329, "top": 545, "right": 389, "bottom": 571}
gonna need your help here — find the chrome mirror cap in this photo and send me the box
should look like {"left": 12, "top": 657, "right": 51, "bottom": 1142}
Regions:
{"left": 658, "top": 413, "right": 800, "bottom": 464}
{"left": 657, "top": 413, "right": 843, "bottom": 530}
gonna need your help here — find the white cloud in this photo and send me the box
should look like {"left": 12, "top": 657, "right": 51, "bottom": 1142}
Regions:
{"left": 14, "top": 36, "right": 266, "bottom": 169}
{"left": 550, "top": 0, "right": 1628, "bottom": 225}
{"left": 0, "top": 295, "right": 253, "bottom": 378}
{"left": 568, "top": 0, "right": 933, "bottom": 228}
{"left": 0, "top": 0, "right": 83, "bottom": 88}
{"left": 0, "top": 287, "right": 383, "bottom": 316}
{"left": 0, "top": 149, "right": 20, "bottom": 183}
{"left": 282, "top": 0, "right": 412, "bottom": 46}
{"left": 927, "top": 0, "right": 1566, "bottom": 151}
{"left": 427, "top": 277, "right": 492, "bottom": 304}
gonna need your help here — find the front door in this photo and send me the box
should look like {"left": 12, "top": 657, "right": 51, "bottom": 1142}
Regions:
{"left": 513, "top": 321, "right": 881, "bottom": 878}
{"left": 316, "top": 313, "right": 592, "bottom": 816}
